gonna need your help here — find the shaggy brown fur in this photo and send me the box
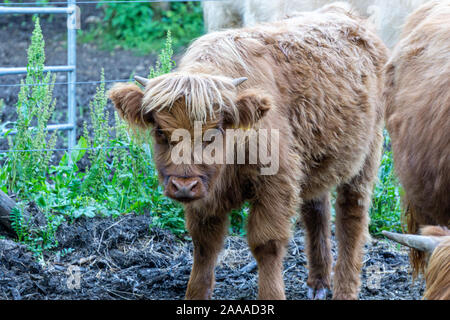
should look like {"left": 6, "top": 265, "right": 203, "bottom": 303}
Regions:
{"left": 383, "top": 0, "right": 450, "bottom": 277}
{"left": 109, "top": 5, "right": 388, "bottom": 300}
{"left": 421, "top": 226, "right": 450, "bottom": 300}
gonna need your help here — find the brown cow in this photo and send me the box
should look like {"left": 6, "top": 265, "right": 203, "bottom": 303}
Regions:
{"left": 109, "top": 5, "right": 388, "bottom": 300}
{"left": 383, "top": 227, "right": 450, "bottom": 300}
{"left": 383, "top": 0, "right": 450, "bottom": 276}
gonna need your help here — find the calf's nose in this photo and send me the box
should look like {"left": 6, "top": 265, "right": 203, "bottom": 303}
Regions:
{"left": 167, "top": 177, "right": 204, "bottom": 201}
{"left": 172, "top": 179, "right": 198, "bottom": 196}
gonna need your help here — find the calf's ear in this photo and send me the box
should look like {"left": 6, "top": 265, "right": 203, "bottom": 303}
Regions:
{"left": 233, "top": 89, "right": 272, "bottom": 128}
{"left": 108, "top": 83, "right": 154, "bottom": 128}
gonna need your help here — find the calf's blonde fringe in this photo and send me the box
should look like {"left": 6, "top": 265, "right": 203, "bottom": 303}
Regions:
{"left": 142, "top": 73, "right": 239, "bottom": 123}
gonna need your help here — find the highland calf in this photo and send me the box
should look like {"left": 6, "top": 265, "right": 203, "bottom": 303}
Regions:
{"left": 203, "top": 0, "right": 430, "bottom": 47}
{"left": 109, "top": 5, "right": 388, "bottom": 300}
{"left": 383, "top": 0, "right": 450, "bottom": 276}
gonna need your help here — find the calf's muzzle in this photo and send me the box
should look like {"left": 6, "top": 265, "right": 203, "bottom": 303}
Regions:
{"left": 166, "top": 176, "right": 206, "bottom": 202}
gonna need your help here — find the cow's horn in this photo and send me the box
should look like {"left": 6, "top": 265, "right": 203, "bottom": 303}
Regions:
{"left": 134, "top": 75, "right": 150, "bottom": 87}
{"left": 382, "top": 231, "right": 440, "bottom": 253}
{"left": 232, "top": 77, "right": 248, "bottom": 87}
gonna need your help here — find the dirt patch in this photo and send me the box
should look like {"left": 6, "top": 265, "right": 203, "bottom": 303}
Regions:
{"left": 0, "top": 213, "right": 425, "bottom": 300}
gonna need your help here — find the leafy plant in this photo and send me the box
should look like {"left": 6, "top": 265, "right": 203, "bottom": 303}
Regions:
{"left": 55, "top": 247, "right": 75, "bottom": 259}
{"left": 1, "top": 18, "right": 57, "bottom": 195}
{"left": 149, "top": 31, "right": 176, "bottom": 78}
{"left": 9, "top": 203, "right": 63, "bottom": 261}
{"left": 369, "top": 131, "right": 404, "bottom": 235}
{"left": 81, "top": 70, "right": 111, "bottom": 195}
{"left": 79, "top": 1, "right": 204, "bottom": 54}
{"left": 230, "top": 204, "right": 249, "bottom": 237}
{"left": 9, "top": 206, "right": 27, "bottom": 243}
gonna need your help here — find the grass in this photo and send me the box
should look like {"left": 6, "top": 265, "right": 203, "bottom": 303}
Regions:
{"left": 1, "top": 18, "right": 404, "bottom": 261}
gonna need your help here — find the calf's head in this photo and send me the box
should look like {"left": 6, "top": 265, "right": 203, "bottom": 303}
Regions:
{"left": 109, "top": 73, "right": 271, "bottom": 203}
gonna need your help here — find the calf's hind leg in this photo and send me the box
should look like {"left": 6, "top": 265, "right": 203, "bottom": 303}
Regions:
{"left": 301, "top": 193, "right": 332, "bottom": 300}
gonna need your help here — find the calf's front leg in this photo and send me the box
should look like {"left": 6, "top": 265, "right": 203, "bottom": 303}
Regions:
{"left": 185, "top": 210, "right": 228, "bottom": 300}
{"left": 333, "top": 133, "right": 382, "bottom": 300}
{"left": 247, "top": 191, "right": 297, "bottom": 300}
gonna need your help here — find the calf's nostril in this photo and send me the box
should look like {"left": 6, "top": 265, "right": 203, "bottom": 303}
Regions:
{"left": 186, "top": 180, "right": 198, "bottom": 191}
{"left": 171, "top": 179, "right": 183, "bottom": 191}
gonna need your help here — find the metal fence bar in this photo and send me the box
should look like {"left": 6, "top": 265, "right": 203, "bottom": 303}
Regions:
{"left": 0, "top": 6, "right": 73, "bottom": 14}
{"left": 0, "top": 145, "right": 131, "bottom": 154}
{"left": 0, "top": 1, "right": 78, "bottom": 162}
{"left": 46, "top": 123, "right": 75, "bottom": 132}
{"left": 0, "top": 66, "right": 75, "bottom": 75}
{"left": 0, "top": 78, "right": 130, "bottom": 87}
{"left": 0, "top": 0, "right": 213, "bottom": 6}
{"left": 3, "top": 124, "right": 75, "bottom": 136}
{"left": 67, "top": 0, "right": 77, "bottom": 156}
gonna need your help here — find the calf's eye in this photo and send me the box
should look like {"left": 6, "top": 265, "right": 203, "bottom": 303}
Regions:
{"left": 154, "top": 127, "right": 168, "bottom": 143}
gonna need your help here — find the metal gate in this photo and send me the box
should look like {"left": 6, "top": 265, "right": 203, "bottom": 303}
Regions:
{"left": 0, "top": 0, "right": 78, "bottom": 152}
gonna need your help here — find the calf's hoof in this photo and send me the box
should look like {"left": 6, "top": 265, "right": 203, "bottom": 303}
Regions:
{"left": 307, "top": 287, "right": 329, "bottom": 300}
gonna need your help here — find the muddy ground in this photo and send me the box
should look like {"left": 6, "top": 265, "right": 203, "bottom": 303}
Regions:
{"left": 0, "top": 212, "right": 424, "bottom": 300}
{"left": 0, "top": 2, "right": 425, "bottom": 300}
